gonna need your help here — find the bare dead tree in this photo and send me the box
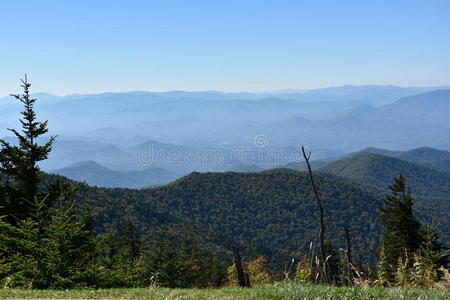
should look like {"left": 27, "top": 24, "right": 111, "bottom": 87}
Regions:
{"left": 301, "top": 146, "right": 329, "bottom": 283}
{"left": 344, "top": 228, "right": 353, "bottom": 266}
{"left": 301, "top": 147, "right": 326, "bottom": 261}
{"left": 231, "top": 245, "right": 251, "bottom": 287}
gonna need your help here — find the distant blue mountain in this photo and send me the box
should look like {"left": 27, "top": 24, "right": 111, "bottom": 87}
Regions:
{"left": 2, "top": 86, "right": 450, "bottom": 163}
{"left": 53, "top": 160, "right": 179, "bottom": 188}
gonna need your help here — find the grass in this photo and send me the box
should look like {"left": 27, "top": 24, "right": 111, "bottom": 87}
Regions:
{"left": 0, "top": 283, "right": 448, "bottom": 300}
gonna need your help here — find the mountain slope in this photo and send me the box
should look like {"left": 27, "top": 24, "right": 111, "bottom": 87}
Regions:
{"left": 395, "top": 147, "right": 450, "bottom": 164}
{"left": 283, "top": 159, "right": 333, "bottom": 171}
{"left": 318, "top": 154, "right": 450, "bottom": 197}
{"left": 78, "top": 169, "right": 383, "bottom": 263}
{"left": 318, "top": 154, "right": 450, "bottom": 240}
{"left": 53, "top": 161, "right": 179, "bottom": 188}
{"left": 53, "top": 161, "right": 126, "bottom": 187}
{"left": 345, "top": 146, "right": 450, "bottom": 170}
{"left": 348, "top": 147, "right": 403, "bottom": 158}
{"left": 381, "top": 89, "right": 450, "bottom": 121}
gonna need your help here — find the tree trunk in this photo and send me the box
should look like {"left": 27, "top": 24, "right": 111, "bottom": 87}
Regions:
{"left": 344, "top": 228, "right": 352, "bottom": 265}
{"left": 231, "top": 245, "right": 250, "bottom": 287}
{"left": 302, "top": 146, "right": 330, "bottom": 284}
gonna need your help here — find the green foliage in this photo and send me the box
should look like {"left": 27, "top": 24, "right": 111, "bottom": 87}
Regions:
{"left": 77, "top": 170, "right": 383, "bottom": 266}
{"left": 141, "top": 234, "right": 224, "bottom": 288}
{"left": 376, "top": 244, "right": 391, "bottom": 286}
{"left": 379, "top": 175, "right": 423, "bottom": 281}
{"left": 0, "top": 189, "right": 97, "bottom": 289}
{"left": 392, "top": 249, "right": 450, "bottom": 289}
{"left": 375, "top": 175, "right": 449, "bottom": 287}
{"left": 395, "top": 251, "right": 412, "bottom": 287}
{"left": 0, "top": 79, "right": 96, "bottom": 289}
{"left": 318, "top": 153, "right": 450, "bottom": 241}
{"left": 1, "top": 77, "right": 448, "bottom": 291}
{"left": 246, "top": 257, "right": 273, "bottom": 286}
{"left": 0, "top": 218, "right": 39, "bottom": 288}
{"left": 226, "top": 256, "right": 273, "bottom": 287}
{"left": 418, "top": 224, "right": 449, "bottom": 269}
{"left": 0, "top": 76, "right": 55, "bottom": 222}
{"left": 294, "top": 257, "right": 311, "bottom": 283}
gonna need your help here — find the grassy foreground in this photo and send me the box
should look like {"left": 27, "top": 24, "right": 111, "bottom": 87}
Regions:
{"left": 0, "top": 284, "right": 449, "bottom": 300}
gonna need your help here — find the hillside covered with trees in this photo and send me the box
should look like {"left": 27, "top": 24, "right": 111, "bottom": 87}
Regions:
{"left": 76, "top": 169, "right": 383, "bottom": 264}
{"left": 1, "top": 78, "right": 448, "bottom": 291}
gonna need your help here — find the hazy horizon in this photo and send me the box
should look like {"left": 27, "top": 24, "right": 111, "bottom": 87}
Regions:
{"left": 2, "top": 1, "right": 450, "bottom": 185}
{"left": 3, "top": 83, "right": 450, "bottom": 99}
{"left": 1, "top": 0, "right": 450, "bottom": 96}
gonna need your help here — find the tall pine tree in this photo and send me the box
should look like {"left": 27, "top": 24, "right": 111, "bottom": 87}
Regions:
{"left": 0, "top": 77, "right": 98, "bottom": 288}
{"left": 0, "top": 75, "right": 55, "bottom": 223}
{"left": 379, "top": 174, "right": 423, "bottom": 280}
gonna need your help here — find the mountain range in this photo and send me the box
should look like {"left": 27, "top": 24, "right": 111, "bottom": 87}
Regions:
{"left": 2, "top": 85, "right": 450, "bottom": 188}
{"left": 2, "top": 85, "right": 449, "bottom": 265}
{"left": 53, "top": 161, "right": 179, "bottom": 188}
{"left": 1, "top": 86, "right": 450, "bottom": 151}
{"left": 73, "top": 152, "right": 450, "bottom": 265}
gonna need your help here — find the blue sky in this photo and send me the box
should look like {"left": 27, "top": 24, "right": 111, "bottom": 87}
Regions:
{"left": 0, "top": 0, "right": 449, "bottom": 96}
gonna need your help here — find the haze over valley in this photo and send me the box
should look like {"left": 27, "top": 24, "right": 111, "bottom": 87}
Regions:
{"left": 2, "top": 85, "right": 450, "bottom": 188}
{"left": 2, "top": 0, "right": 450, "bottom": 294}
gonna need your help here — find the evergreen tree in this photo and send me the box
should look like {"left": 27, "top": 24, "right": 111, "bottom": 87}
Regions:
{"left": 0, "top": 78, "right": 97, "bottom": 289}
{"left": 0, "top": 176, "right": 6, "bottom": 216}
{"left": 0, "top": 179, "right": 97, "bottom": 289}
{"left": 418, "top": 224, "right": 449, "bottom": 269}
{"left": 141, "top": 233, "right": 219, "bottom": 288}
{"left": 43, "top": 178, "right": 97, "bottom": 288}
{"left": 95, "top": 220, "right": 145, "bottom": 288}
{"left": 0, "top": 216, "right": 40, "bottom": 288}
{"left": 379, "top": 174, "right": 423, "bottom": 280}
{"left": 0, "top": 76, "right": 55, "bottom": 223}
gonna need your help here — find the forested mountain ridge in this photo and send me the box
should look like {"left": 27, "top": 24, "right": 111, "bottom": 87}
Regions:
{"left": 52, "top": 145, "right": 450, "bottom": 189}
{"left": 318, "top": 153, "right": 450, "bottom": 194}
{"left": 53, "top": 160, "right": 179, "bottom": 188}
{"left": 76, "top": 169, "right": 384, "bottom": 264}
{"left": 396, "top": 147, "right": 450, "bottom": 164}
{"left": 317, "top": 153, "right": 450, "bottom": 240}
{"left": 2, "top": 80, "right": 450, "bottom": 289}
{"left": 282, "top": 146, "right": 450, "bottom": 172}
{"left": 350, "top": 146, "right": 450, "bottom": 164}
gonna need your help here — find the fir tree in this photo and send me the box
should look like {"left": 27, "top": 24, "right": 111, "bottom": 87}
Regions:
{"left": 0, "top": 77, "right": 97, "bottom": 289}
{"left": 418, "top": 224, "right": 449, "bottom": 269}
{"left": 379, "top": 174, "right": 423, "bottom": 281}
{"left": 0, "top": 76, "right": 55, "bottom": 223}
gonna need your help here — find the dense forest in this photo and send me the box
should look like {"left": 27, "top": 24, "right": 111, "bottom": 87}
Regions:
{"left": 76, "top": 169, "right": 383, "bottom": 264}
{"left": 318, "top": 154, "right": 450, "bottom": 239}
{"left": 0, "top": 79, "right": 449, "bottom": 290}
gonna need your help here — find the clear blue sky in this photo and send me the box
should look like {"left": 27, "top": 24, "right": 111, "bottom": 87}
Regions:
{"left": 1, "top": 0, "right": 449, "bottom": 96}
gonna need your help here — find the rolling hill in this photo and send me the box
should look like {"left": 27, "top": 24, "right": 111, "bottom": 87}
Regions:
{"left": 77, "top": 169, "right": 383, "bottom": 264}
{"left": 318, "top": 154, "right": 450, "bottom": 194}
{"left": 317, "top": 153, "right": 450, "bottom": 239}
{"left": 283, "top": 159, "right": 333, "bottom": 171}
{"left": 347, "top": 146, "right": 450, "bottom": 169}
{"left": 39, "top": 147, "right": 450, "bottom": 265}
{"left": 395, "top": 147, "right": 450, "bottom": 164}
{"left": 54, "top": 161, "right": 179, "bottom": 188}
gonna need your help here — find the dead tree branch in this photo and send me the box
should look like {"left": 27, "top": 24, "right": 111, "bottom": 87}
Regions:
{"left": 302, "top": 146, "right": 329, "bottom": 283}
